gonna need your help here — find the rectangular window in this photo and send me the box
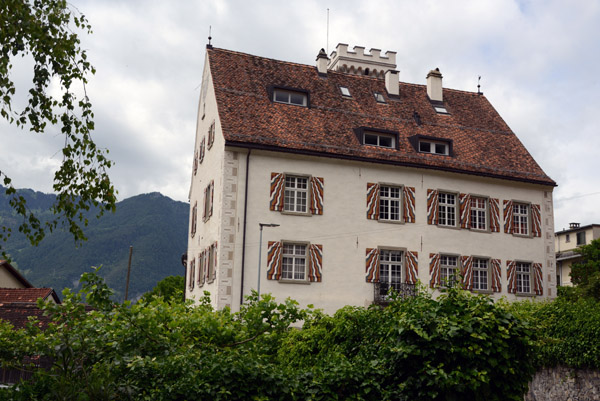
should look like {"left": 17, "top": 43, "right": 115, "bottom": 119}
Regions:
{"left": 577, "top": 231, "right": 586, "bottom": 246}
{"left": 513, "top": 203, "right": 529, "bottom": 235}
{"left": 419, "top": 140, "right": 449, "bottom": 155}
{"left": 379, "top": 186, "right": 402, "bottom": 221}
{"left": 364, "top": 131, "right": 395, "bottom": 148}
{"left": 470, "top": 197, "right": 487, "bottom": 230}
{"left": 281, "top": 243, "right": 306, "bottom": 280}
{"left": 284, "top": 176, "right": 308, "bottom": 213}
{"left": 433, "top": 105, "right": 449, "bottom": 114}
{"left": 273, "top": 89, "right": 307, "bottom": 106}
{"left": 203, "top": 181, "right": 214, "bottom": 222}
{"left": 440, "top": 255, "right": 458, "bottom": 287}
{"left": 516, "top": 262, "right": 531, "bottom": 293}
{"left": 565, "top": 234, "right": 570, "bottom": 243}
{"left": 438, "top": 192, "right": 456, "bottom": 227}
{"left": 472, "top": 258, "right": 489, "bottom": 291}
{"left": 379, "top": 250, "right": 404, "bottom": 293}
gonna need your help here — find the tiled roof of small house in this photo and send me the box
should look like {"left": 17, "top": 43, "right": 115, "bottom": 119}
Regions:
{"left": 0, "top": 288, "right": 60, "bottom": 304}
{"left": 207, "top": 47, "right": 555, "bottom": 186}
{"left": 0, "top": 302, "right": 51, "bottom": 329}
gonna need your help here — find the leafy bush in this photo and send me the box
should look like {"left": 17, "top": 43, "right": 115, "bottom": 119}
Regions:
{"left": 280, "top": 287, "right": 536, "bottom": 401}
{"left": 1, "top": 273, "right": 540, "bottom": 400}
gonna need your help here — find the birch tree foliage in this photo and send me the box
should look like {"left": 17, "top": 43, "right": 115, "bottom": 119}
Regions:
{"left": 0, "top": 0, "right": 115, "bottom": 256}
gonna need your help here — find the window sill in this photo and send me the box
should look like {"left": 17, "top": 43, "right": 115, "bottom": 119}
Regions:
{"left": 512, "top": 233, "right": 532, "bottom": 238}
{"left": 437, "top": 224, "right": 460, "bottom": 230}
{"left": 278, "top": 279, "right": 310, "bottom": 285}
{"left": 377, "top": 218, "right": 404, "bottom": 225}
{"left": 515, "top": 292, "right": 534, "bottom": 297}
{"left": 469, "top": 228, "right": 491, "bottom": 234}
{"left": 281, "top": 210, "right": 312, "bottom": 217}
{"left": 472, "top": 289, "right": 493, "bottom": 295}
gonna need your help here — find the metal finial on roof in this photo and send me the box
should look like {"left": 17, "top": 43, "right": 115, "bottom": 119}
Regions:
{"left": 477, "top": 76, "right": 482, "bottom": 95}
{"left": 207, "top": 26, "right": 213, "bottom": 49}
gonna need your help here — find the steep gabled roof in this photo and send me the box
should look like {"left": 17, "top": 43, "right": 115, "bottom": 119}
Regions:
{"left": 0, "top": 303, "right": 50, "bottom": 329}
{"left": 207, "top": 47, "right": 555, "bottom": 186}
{"left": 0, "top": 260, "right": 33, "bottom": 288}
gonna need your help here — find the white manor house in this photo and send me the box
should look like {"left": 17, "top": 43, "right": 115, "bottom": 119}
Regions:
{"left": 185, "top": 43, "right": 557, "bottom": 314}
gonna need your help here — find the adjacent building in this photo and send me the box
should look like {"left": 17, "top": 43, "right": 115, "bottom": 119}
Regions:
{"left": 555, "top": 223, "right": 600, "bottom": 286}
{"left": 185, "top": 43, "right": 557, "bottom": 314}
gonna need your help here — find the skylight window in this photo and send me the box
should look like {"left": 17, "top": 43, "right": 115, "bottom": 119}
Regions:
{"left": 419, "top": 140, "right": 449, "bottom": 155}
{"left": 340, "top": 86, "right": 351, "bottom": 97}
{"left": 364, "top": 131, "right": 395, "bottom": 148}
{"left": 433, "top": 105, "right": 449, "bottom": 114}
{"left": 373, "top": 92, "right": 386, "bottom": 103}
{"left": 273, "top": 89, "right": 307, "bottom": 106}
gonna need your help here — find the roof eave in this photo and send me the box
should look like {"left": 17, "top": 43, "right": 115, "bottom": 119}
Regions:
{"left": 224, "top": 141, "right": 557, "bottom": 187}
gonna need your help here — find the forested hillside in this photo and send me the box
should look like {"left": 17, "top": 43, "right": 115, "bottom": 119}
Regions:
{"left": 0, "top": 188, "right": 188, "bottom": 301}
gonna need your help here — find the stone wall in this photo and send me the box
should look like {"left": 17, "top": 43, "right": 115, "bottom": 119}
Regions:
{"left": 525, "top": 366, "right": 600, "bottom": 400}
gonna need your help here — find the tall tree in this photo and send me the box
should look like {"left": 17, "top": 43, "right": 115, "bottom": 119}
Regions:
{"left": 0, "top": 0, "right": 115, "bottom": 257}
{"left": 570, "top": 238, "right": 600, "bottom": 300}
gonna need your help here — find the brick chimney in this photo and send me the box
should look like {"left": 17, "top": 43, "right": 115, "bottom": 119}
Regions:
{"left": 426, "top": 68, "right": 443, "bottom": 102}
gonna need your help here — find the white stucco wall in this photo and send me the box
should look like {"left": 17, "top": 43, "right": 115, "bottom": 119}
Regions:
{"left": 219, "top": 149, "right": 556, "bottom": 314}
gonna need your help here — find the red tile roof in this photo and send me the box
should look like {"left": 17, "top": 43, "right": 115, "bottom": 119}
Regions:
{"left": 207, "top": 48, "right": 555, "bottom": 186}
{"left": 0, "top": 288, "right": 59, "bottom": 303}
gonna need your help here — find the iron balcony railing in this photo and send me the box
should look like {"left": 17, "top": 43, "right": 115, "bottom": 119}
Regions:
{"left": 374, "top": 282, "right": 417, "bottom": 304}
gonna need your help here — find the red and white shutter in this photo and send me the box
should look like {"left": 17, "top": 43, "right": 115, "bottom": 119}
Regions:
{"left": 269, "top": 173, "right": 285, "bottom": 211}
{"left": 503, "top": 200, "right": 514, "bottom": 234}
{"left": 405, "top": 251, "right": 419, "bottom": 284}
{"left": 461, "top": 256, "right": 474, "bottom": 290}
{"left": 403, "top": 187, "right": 416, "bottom": 223}
{"left": 533, "top": 263, "right": 543, "bottom": 295}
{"left": 266, "top": 241, "right": 283, "bottom": 280}
{"left": 489, "top": 198, "right": 500, "bottom": 232}
{"left": 427, "top": 189, "right": 439, "bottom": 225}
{"left": 506, "top": 260, "right": 517, "bottom": 293}
{"left": 429, "top": 253, "right": 441, "bottom": 288}
{"left": 198, "top": 251, "right": 205, "bottom": 286}
{"left": 308, "top": 244, "right": 323, "bottom": 282}
{"left": 310, "top": 177, "right": 324, "bottom": 215}
{"left": 365, "top": 248, "right": 380, "bottom": 282}
{"left": 211, "top": 242, "right": 217, "bottom": 281}
{"left": 366, "top": 183, "right": 380, "bottom": 220}
{"left": 490, "top": 259, "right": 502, "bottom": 292}
{"left": 459, "top": 193, "right": 471, "bottom": 229}
{"left": 531, "top": 204, "right": 542, "bottom": 237}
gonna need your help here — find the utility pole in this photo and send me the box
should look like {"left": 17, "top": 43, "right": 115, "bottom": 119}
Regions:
{"left": 124, "top": 245, "right": 133, "bottom": 301}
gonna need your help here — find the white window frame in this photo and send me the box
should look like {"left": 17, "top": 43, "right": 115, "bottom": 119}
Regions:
{"left": 513, "top": 203, "right": 529, "bottom": 236}
{"left": 283, "top": 175, "right": 309, "bottom": 214}
{"left": 379, "top": 185, "right": 402, "bottom": 222}
{"left": 438, "top": 192, "right": 457, "bottom": 227}
{"left": 281, "top": 243, "right": 307, "bottom": 281}
{"left": 472, "top": 258, "right": 489, "bottom": 291}
{"left": 470, "top": 197, "right": 487, "bottom": 231}
{"left": 363, "top": 131, "right": 395, "bottom": 148}
{"left": 340, "top": 86, "right": 351, "bottom": 97}
{"left": 419, "top": 140, "right": 449, "bottom": 155}
{"left": 379, "top": 249, "right": 404, "bottom": 292}
{"left": 273, "top": 89, "right": 307, "bottom": 106}
{"left": 516, "top": 262, "right": 531, "bottom": 294}
{"left": 440, "top": 255, "right": 458, "bottom": 287}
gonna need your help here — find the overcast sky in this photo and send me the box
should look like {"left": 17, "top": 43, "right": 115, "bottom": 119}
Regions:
{"left": 2, "top": 0, "right": 599, "bottom": 232}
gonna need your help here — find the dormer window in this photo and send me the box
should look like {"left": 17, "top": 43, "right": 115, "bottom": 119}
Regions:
{"left": 419, "top": 140, "right": 449, "bottom": 155}
{"left": 340, "top": 86, "right": 351, "bottom": 97}
{"left": 373, "top": 92, "right": 386, "bottom": 103}
{"left": 364, "top": 131, "right": 395, "bottom": 148}
{"left": 273, "top": 88, "right": 307, "bottom": 106}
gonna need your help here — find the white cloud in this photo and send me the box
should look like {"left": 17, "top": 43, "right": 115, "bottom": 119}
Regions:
{"left": 2, "top": 0, "right": 599, "bottom": 231}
